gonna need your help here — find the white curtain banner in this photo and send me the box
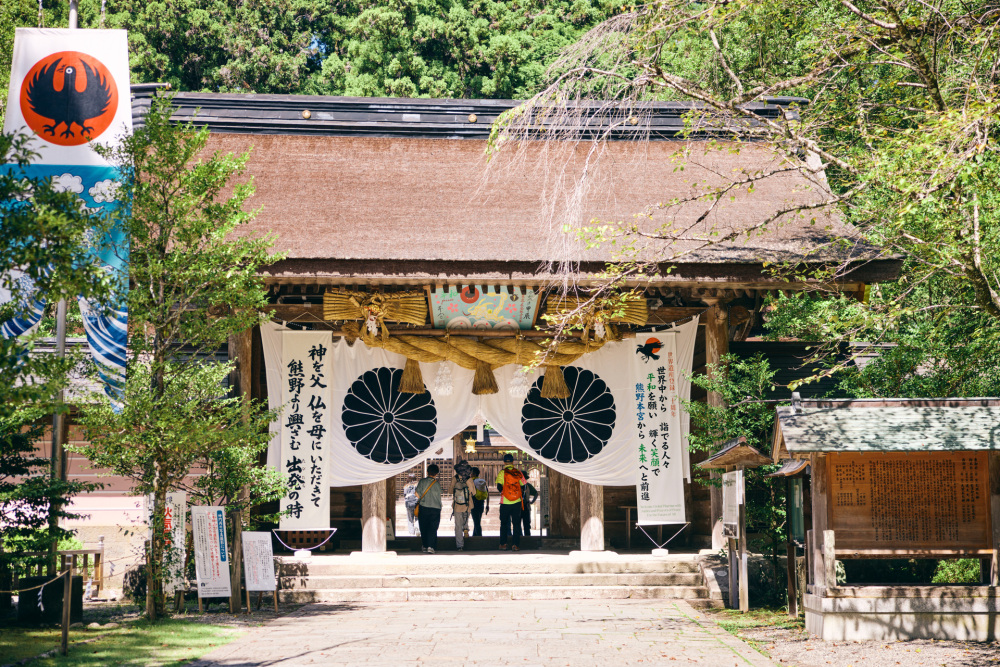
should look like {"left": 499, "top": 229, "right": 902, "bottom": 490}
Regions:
{"left": 481, "top": 340, "right": 640, "bottom": 486}
{"left": 241, "top": 532, "right": 276, "bottom": 592}
{"left": 634, "top": 333, "right": 685, "bottom": 524}
{"left": 279, "top": 330, "right": 332, "bottom": 530}
{"left": 191, "top": 506, "right": 231, "bottom": 599}
{"left": 262, "top": 322, "right": 479, "bottom": 488}
{"left": 673, "top": 316, "right": 700, "bottom": 481}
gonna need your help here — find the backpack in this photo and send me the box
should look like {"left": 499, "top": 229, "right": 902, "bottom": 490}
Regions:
{"left": 454, "top": 482, "right": 470, "bottom": 506}
{"left": 473, "top": 478, "right": 488, "bottom": 501}
{"left": 501, "top": 467, "right": 524, "bottom": 502}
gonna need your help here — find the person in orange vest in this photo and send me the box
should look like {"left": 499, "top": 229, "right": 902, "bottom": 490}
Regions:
{"left": 495, "top": 453, "right": 526, "bottom": 551}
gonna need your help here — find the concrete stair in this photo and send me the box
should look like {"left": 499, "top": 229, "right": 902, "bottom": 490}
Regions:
{"left": 277, "top": 551, "right": 724, "bottom": 608}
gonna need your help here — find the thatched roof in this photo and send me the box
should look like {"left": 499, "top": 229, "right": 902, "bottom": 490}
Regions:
{"left": 136, "top": 92, "right": 902, "bottom": 285}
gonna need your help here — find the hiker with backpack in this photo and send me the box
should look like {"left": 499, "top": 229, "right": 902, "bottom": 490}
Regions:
{"left": 520, "top": 470, "right": 540, "bottom": 538}
{"left": 403, "top": 473, "right": 420, "bottom": 536}
{"left": 470, "top": 467, "right": 490, "bottom": 537}
{"left": 495, "top": 453, "right": 526, "bottom": 551}
{"left": 452, "top": 472, "right": 476, "bottom": 551}
{"left": 415, "top": 464, "right": 442, "bottom": 553}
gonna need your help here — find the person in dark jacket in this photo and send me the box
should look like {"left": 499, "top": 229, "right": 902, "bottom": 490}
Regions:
{"left": 520, "top": 470, "right": 539, "bottom": 538}
{"left": 470, "top": 467, "right": 490, "bottom": 537}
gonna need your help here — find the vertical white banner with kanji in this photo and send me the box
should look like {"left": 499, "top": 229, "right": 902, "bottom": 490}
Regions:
{"left": 635, "top": 330, "right": 686, "bottom": 525}
{"left": 279, "top": 331, "right": 332, "bottom": 530}
{"left": 144, "top": 491, "right": 187, "bottom": 593}
{"left": 191, "top": 505, "right": 231, "bottom": 598}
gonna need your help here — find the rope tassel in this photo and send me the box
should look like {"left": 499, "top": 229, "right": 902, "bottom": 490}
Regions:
{"left": 540, "top": 365, "right": 570, "bottom": 399}
{"left": 399, "top": 358, "right": 426, "bottom": 394}
{"left": 472, "top": 360, "right": 499, "bottom": 395}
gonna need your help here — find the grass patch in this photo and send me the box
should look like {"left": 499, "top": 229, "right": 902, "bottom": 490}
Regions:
{"left": 709, "top": 607, "right": 804, "bottom": 655}
{"left": 1, "top": 618, "right": 243, "bottom": 667}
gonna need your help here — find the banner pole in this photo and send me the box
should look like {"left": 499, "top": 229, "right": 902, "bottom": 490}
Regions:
{"left": 68, "top": 0, "right": 78, "bottom": 29}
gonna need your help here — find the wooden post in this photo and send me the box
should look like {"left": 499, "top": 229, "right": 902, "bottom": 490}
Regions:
{"left": 727, "top": 537, "right": 738, "bottom": 608}
{"left": 990, "top": 453, "right": 1000, "bottom": 586}
{"left": 823, "top": 529, "right": 837, "bottom": 590}
{"left": 810, "top": 453, "right": 829, "bottom": 592}
{"left": 60, "top": 555, "right": 71, "bottom": 656}
{"left": 228, "top": 327, "right": 253, "bottom": 613}
{"left": 805, "top": 529, "right": 814, "bottom": 586}
{"left": 738, "top": 501, "right": 749, "bottom": 612}
{"left": 579, "top": 482, "right": 604, "bottom": 551}
{"left": 245, "top": 588, "right": 251, "bottom": 615}
{"left": 787, "top": 540, "right": 798, "bottom": 618}
{"left": 703, "top": 298, "right": 729, "bottom": 550}
{"left": 385, "top": 475, "right": 396, "bottom": 541}
{"left": 785, "top": 478, "right": 797, "bottom": 618}
{"left": 362, "top": 480, "right": 387, "bottom": 552}
{"left": 548, "top": 469, "right": 580, "bottom": 538}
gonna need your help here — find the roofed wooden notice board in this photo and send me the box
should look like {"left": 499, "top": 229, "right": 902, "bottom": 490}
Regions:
{"left": 827, "top": 451, "right": 991, "bottom": 555}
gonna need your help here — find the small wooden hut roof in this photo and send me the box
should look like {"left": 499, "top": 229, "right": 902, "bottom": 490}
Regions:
{"left": 774, "top": 398, "right": 1000, "bottom": 457}
{"left": 698, "top": 436, "right": 773, "bottom": 470}
{"left": 133, "top": 91, "right": 902, "bottom": 287}
{"left": 766, "top": 459, "right": 810, "bottom": 478}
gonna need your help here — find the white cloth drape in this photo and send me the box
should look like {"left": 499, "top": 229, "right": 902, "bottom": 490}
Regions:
{"left": 481, "top": 340, "right": 640, "bottom": 486}
{"left": 262, "top": 322, "right": 478, "bottom": 486}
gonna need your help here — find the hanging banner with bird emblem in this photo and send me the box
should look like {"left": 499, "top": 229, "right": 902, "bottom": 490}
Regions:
{"left": 631, "top": 316, "right": 699, "bottom": 526}
{"left": 1, "top": 28, "right": 131, "bottom": 407}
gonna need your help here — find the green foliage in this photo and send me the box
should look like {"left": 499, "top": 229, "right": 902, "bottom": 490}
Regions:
{"left": 0, "top": 410, "right": 98, "bottom": 576}
{"left": 932, "top": 558, "right": 981, "bottom": 585}
{"left": 685, "top": 354, "right": 788, "bottom": 564}
{"left": 72, "top": 97, "right": 284, "bottom": 619}
{"left": 1, "top": 0, "right": 613, "bottom": 106}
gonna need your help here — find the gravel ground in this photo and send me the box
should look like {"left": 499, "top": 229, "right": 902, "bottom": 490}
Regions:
{"left": 737, "top": 623, "right": 1000, "bottom": 667}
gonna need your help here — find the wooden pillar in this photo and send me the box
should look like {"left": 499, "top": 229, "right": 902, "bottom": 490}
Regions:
{"left": 228, "top": 327, "right": 253, "bottom": 613}
{"left": 989, "top": 453, "right": 1000, "bottom": 585}
{"left": 810, "top": 453, "right": 829, "bottom": 592}
{"left": 385, "top": 476, "right": 396, "bottom": 538}
{"left": 362, "top": 480, "right": 387, "bottom": 553}
{"left": 703, "top": 298, "right": 729, "bottom": 550}
{"left": 579, "top": 482, "right": 604, "bottom": 551}
{"left": 548, "top": 469, "right": 580, "bottom": 538}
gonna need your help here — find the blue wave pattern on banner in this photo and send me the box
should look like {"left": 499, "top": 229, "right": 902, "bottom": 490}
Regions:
{"left": 0, "top": 275, "right": 45, "bottom": 337}
{"left": 0, "top": 164, "right": 129, "bottom": 408}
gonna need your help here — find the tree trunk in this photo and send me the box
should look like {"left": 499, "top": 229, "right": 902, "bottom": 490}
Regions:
{"left": 146, "top": 484, "right": 168, "bottom": 620}
{"left": 228, "top": 509, "right": 243, "bottom": 613}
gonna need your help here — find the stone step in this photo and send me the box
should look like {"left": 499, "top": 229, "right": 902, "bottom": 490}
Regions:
{"left": 280, "top": 585, "right": 718, "bottom": 603}
{"left": 277, "top": 556, "right": 701, "bottom": 577}
{"left": 279, "top": 572, "right": 705, "bottom": 589}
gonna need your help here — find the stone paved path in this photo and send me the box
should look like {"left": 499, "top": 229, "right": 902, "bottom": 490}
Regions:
{"left": 191, "top": 599, "right": 776, "bottom": 666}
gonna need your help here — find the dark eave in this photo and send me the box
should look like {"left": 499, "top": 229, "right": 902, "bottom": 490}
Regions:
{"left": 131, "top": 89, "right": 808, "bottom": 140}
{"left": 261, "top": 257, "right": 903, "bottom": 287}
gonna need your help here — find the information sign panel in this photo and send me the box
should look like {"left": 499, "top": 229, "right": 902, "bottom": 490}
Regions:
{"left": 827, "top": 451, "right": 991, "bottom": 553}
{"left": 241, "top": 532, "right": 276, "bottom": 593}
{"left": 192, "top": 506, "right": 232, "bottom": 598}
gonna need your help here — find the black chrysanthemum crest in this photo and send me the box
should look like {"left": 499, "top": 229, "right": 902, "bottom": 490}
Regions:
{"left": 342, "top": 367, "right": 438, "bottom": 464}
{"left": 521, "top": 366, "right": 616, "bottom": 463}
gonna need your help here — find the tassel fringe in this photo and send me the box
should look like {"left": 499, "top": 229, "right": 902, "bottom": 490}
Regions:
{"left": 540, "top": 365, "right": 570, "bottom": 399}
{"left": 472, "top": 360, "right": 499, "bottom": 395}
{"left": 399, "top": 358, "right": 426, "bottom": 394}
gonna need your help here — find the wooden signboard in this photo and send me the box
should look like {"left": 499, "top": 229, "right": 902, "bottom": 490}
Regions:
{"left": 827, "top": 451, "right": 991, "bottom": 555}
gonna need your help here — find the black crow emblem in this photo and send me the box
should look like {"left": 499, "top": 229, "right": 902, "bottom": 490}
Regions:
{"left": 24, "top": 57, "right": 113, "bottom": 140}
{"left": 636, "top": 337, "right": 663, "bottom": 362}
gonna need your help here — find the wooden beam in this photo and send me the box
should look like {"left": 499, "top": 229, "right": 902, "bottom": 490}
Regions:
{"left": 703, "top": 298, "right": 730, "bottom": 550}
{"left": 811, "top": 453, "right": 829, "bottom": 593}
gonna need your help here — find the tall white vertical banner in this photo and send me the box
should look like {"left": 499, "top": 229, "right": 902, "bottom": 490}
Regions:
{"left": 1, "top": 29, "right": 131, "bottom": 406}
{"left": 279, "top": 331, "right": 332, "bottom": 530}
{"left": 192, "top": 506, "right": 231, "bottom": 598}
{"left": 145, "top": 491, "right": 187, "bottom": 594}
{"left": 634, "top": 331, "right": 686, "bottom": 524}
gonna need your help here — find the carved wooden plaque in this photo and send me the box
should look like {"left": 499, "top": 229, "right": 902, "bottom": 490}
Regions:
{"left": 827, "top": 451, "right": 991, "bottom": 553}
